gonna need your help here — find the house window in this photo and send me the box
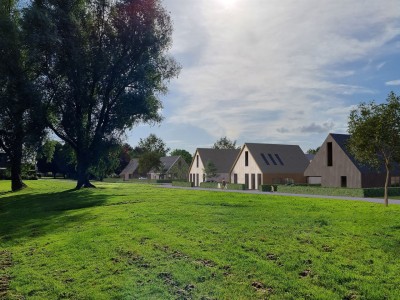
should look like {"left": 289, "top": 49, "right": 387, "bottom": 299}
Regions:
{"left": 261, "top": 153, "right": 269, "bottom": 165}
{"left": 234, "top": 173, "right": 238, "bottom": 184}
{"left": 268, "top": 154, "right": 277, "bottom": 165}
{"left": 245, "top": 151, "right": 249, "bottom": 166}
{"left": 327, "top": 142, "right": 333, "bottom": 166}
{"left": 196, "top": 155, "right": 199, "bottom": 168}
{"left": 391, "top": 176, "right": 400, "bottom": 187}
{"left": 257, "top": 174, "right": 261, "bottom": 187}
{"left": 203, "top": 174, "right": 206, "bottom": 182}
{"left": 275, "top": 154, "right": 284, "bottom": 165}
{"left": 189, "top": 174, "right": 192, "bottom": 182}
{"left": 341, "top": 176, "right": 347, "bottom": 188}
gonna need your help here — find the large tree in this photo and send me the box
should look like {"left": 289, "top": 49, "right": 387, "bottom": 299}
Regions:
{"left": 170, "top": 148, "right": 192, "bottom": 165}
{"left": 213, "top": 136, "right": 240, "bottom": 150}
{"left": 137, "top": 133, "right": 170, "bottom": 156}
{"left": 348, "top": 92, "right": 400, "bottom": 206}
{"left": 135, "top": 134, "right": 169, "bottom": 175}
{"left": 24, "top": 0, "right": 179, "bottom": 189}
{"left": 0, "top": 0, "right": 44, "bottom": 191}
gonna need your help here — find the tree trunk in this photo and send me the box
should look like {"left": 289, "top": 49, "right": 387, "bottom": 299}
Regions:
{"left": 10, "top": 143, "right": 26, "bottom": 192}
{"left": 384, "top": 163, "right": 390, "bottom": 207}
{"left": 76, "top": 153, "right": 96, "bottom": 189}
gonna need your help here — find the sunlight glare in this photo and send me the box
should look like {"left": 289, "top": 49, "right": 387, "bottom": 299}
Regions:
{"left": 217, "top": 0, "right": 239, "bottom": 9}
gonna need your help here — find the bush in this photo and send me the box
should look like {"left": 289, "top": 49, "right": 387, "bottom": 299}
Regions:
{"left": 155, "top": 180, "right": 172, "bottom": 184}
{"left": 200, "top": 182, "right": 219, "bottom": 189}
{"left": 226, "top": 183, "right": 246, "bottom": 190}
{"left": 259, "top": 185, "right": 277, "bottom": 192}
{"left": 276, "top": 185, "right": 365, "bottom": 197}
{"left": 363, "top": 187, "right": 400, "bottom": 197}
{"left": 172, "top": 181, "right": 194, "bottom": 187}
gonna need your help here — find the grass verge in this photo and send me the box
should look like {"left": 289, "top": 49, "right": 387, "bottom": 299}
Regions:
{"left": 1, "top": 180, "right": 400, "bottom": 299}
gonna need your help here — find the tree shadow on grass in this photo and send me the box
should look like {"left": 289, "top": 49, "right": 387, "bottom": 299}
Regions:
{"left": 0, "top": 189, "right": 110, "bottom": 244}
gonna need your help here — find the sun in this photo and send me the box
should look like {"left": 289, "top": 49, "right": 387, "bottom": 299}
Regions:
{"left": 216, "top": 0, "right": 239, "bottom": 9}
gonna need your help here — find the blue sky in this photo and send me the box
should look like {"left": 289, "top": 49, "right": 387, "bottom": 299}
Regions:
{"left": 126, "top": 0, "right": 400, "bottom": 154}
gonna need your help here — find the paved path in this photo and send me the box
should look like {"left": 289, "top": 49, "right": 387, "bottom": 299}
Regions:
{"left": 156, "top": 184, "right": 400, "bottom": 205}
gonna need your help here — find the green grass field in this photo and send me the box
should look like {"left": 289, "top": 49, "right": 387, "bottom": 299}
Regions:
{"left": 1, "top": 180, "right": 400, "bottom": 299}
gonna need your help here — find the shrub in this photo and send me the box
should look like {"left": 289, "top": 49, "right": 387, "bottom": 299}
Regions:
{"left": 226, "top": 183, "right": 246, "bottom": 190}
{"left": 363, "top": 187, "right": 400, "bottom": 197}
{"left": 276, "top": 185, "right": 365, "bottom": 197}
{"left": 200, "top": 182, "right": 219, "bottom": 189}
{"left": 155, "top": 180, "right": 172, "bottom": 184}
{"left": 172, "top": 181, "right": 194, "bottom": 187}
{"left": 259, "top": 185, "right": 277, "bottom": 192}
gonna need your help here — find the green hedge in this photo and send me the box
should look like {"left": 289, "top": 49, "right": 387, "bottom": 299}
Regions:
{"left": 226, "top": 183, "right": 246, "bottom": 190}
{"left": 258, "top": 184, "right": 400, "bottom": 198}
{"left": 199, "top": 182, "right": 219, "bottom": 189}
{"left": 363, "top": 187, "right": 400, "bottom": 197}
{"left": 276, "top": 185, "right": 365, "bottom": 197}
{"left": 172, "top": 181, "right": 194, "bottom": 187}
{"left": 259, "top": 185, "right": 278, "bottom": 192}
{"left": 155, "top": 180, "right": 172, "bottom": 184}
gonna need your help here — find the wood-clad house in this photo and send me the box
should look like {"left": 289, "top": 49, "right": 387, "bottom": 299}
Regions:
{"left": 230, "top": 143, "right": 309, "bottom": 189}
{"left": 304, "top": 133, "right": 400, "bottom": 188}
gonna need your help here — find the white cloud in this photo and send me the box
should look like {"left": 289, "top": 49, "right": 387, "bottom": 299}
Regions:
{"left": 385, "top": 80, "right": 400, "bottom": 86}
{"left": 162, "top": 0, "right": 400, "bottom": 146}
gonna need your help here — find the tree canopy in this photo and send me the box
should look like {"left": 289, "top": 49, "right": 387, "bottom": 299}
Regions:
{"left": 0, "top": 0, "right": 45, "bottom": 191}
{"left": 170, "top": 149, "right": 192, "bottom": 165}
{"left": 23, "top": 0, "right": 179, "bottom": 189}
{"left": 348, "top": 92, "right": 400, "bottom": 206}
{"left": 137, "top": 134, "right": 170, "bottom": 156}
{"left": 212, "top": 136, "right": 240, "bottom": 150}
{"left": 203, "top": 160, "right": 218, "bottom": 180}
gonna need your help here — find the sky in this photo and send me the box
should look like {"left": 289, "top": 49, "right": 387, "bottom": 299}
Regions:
{"left": 126, "top": 0, "right": 400, "bottom": 154}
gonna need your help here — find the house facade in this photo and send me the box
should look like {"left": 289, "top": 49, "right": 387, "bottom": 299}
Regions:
{"left": 304, "top": 133, "right": 399, "bottom": 188}
{"left": 148, "top": 156, "right": 189, "bottom": 180}
{"left": 188, "top": 148, "right": 240, "bottom": 186}
{"left": 230, "top": 143, "right": 309, "bottom": 189}
{"left": 119, "top": 159, "right": 139, "bottom": 180}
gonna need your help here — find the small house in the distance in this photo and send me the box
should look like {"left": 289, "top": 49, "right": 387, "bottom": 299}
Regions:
{"left": 148, "top": 156, "right": 189, "bottom": 180}
{"left": 304, "top": 133, "right": 399, "bottom": 188}
{"left": 230, "top": 143, "right": 309, "bottom": 189}
{"left": 119, "top": 158, "right": 140, "bottom": 180}
{"left": 189, "top": 148, "right": 240, "bottom": 186}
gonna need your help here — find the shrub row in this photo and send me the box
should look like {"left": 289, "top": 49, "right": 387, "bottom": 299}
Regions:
{"left": 199, "top": 182, "right": 219, "bottom": 189}
{"left": 155, "top": 180, "right": 172, "bottom": 184}
{"left": 172, "top": 181, "right": 194, "bottom": 187}
{"left": 363, "top": 187, "right": 400, "bottom": 197}
{"left": 259, "top": 185, "right": 278, "bottom": 192}
{"left": 226, "top": 183, "right": 246, "bottom": 190}
{"left": 275, "top": 185, "right": 365, "bottom": 197}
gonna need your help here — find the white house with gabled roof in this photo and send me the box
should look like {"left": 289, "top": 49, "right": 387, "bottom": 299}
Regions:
{"left": 230, "top": 143, "right": 309, "bottom": 189}
{"left": 189, "top": 148, "right": 240, "bottom": 186}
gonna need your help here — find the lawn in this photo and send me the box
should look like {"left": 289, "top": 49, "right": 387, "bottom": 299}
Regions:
{"left": 1, "top": 180, "right": 400, "bottom": 299}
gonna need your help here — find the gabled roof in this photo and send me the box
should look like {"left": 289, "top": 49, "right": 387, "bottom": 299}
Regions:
{"left": 305, "top": 153, "right": 315, "bottom": 161}
{"left": 235, "top": 143, "right": 309, "bottom": 173}
{"left": 119, "top": 158, "right": 139, "bottom": 176}
{"left": 329, "top": 133, "right": 381, "bottom": 173}
{"left": 149, "top": 156, "right": 184, "bottom": 173}
{"left": 191, "top": 148, "right": 240, "bottom": 173}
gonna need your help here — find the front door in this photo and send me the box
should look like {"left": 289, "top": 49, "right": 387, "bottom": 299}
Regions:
{"left": 251, "top": 174, "right": 255, "bottom": 189}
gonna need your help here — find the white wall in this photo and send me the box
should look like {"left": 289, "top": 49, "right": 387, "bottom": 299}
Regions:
{"left": 188, "top": 151, "right": 205, "bottom": 186}
{"left": 230, "top": 145, "right": 263, "bottom": 189}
